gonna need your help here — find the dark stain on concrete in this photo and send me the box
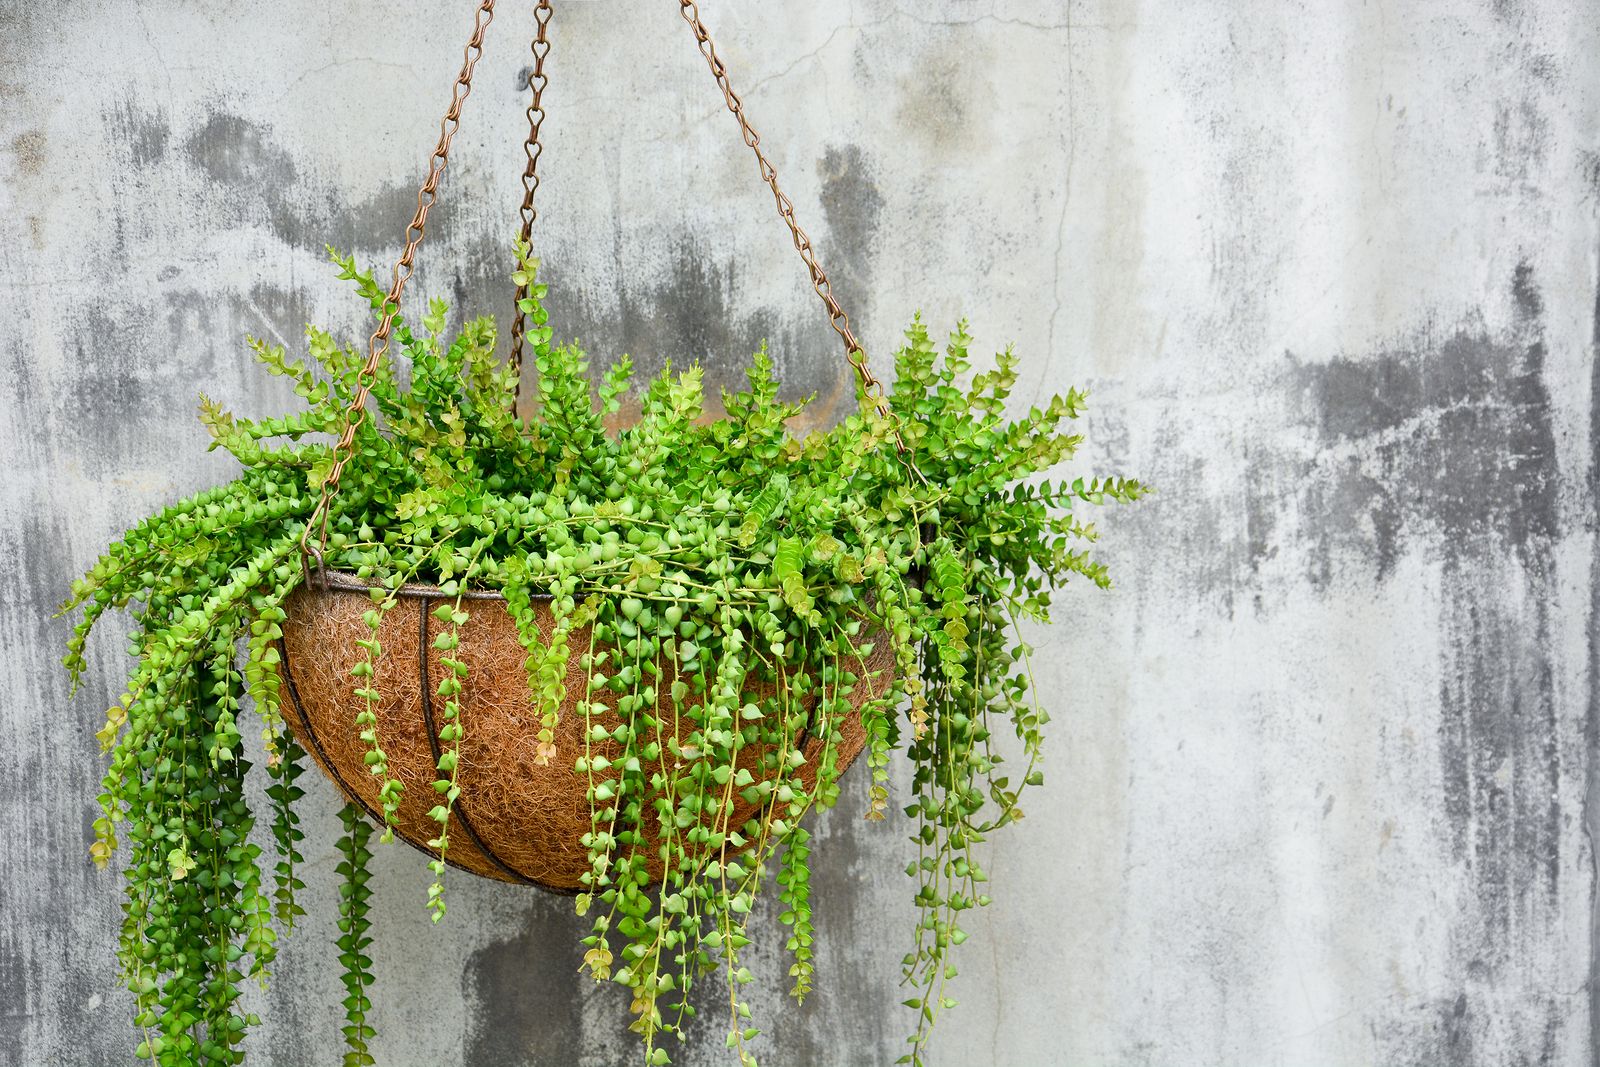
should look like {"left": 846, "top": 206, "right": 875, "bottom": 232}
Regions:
{"left": 4, "top": 495, "right": 74, "bottom": 645}
{"left": 480, "top": 141, "right": 884, "bottom": 433}
{"left": 813, "top": 142, "right": 885, "bottom": 423}
{"left": 1586, "top": 205, "right": 1600, "bottom": 1067}
{"left": 1511, "top": 261, "right": 1543, "bottom": 320}
{"left": 1435, "top": 550, "right": 1560, "bottom": 896}
{"left": 1159, "top": 312, "right": 1561, "bottom": 606}
{"left": 1241, "top": 453, "right": 1283, "bottom": 579}
{"left": 1429, "top": 277, "right": 1562, "bottom": 958}
{"left": 1289, "top": 271, "right": 1563, "bottom": 942}
{"left": 1580, "top": 151, "right": 1600, "bottom": 204}
{"left": 1492, "top": 98, "right": 1550, "bottom": 183}
{"left": 1484, "top": 3, "right": 1555, "bottom": 191}
{"left": 183, "top": 111, "right": 299, "bottom": 189}
{"left": 1287, "top": 322, "right": 1556, "bottom": 583}
{"left": 176, "top": 110, "right": 424, "bottom": 254}
{"left": 467, "top": 769, "right": 899, "bottom": 1066}
{"left": 533, "top": 240, "right": 839, "bottom": 426}
{"left": 109, "top": 101, "right": 170, "bottom": 167}
{"left": 52, "top": 281, "right": 320, "bottom": 477}
{"left": 1440, "top": 991, "right": 1473, "bottom": 1064}
{"left": 629, "top": 246, "right": 771, "bottom": 396}
{"left": 239, "top": 282, "right": 312, "bottom": 347}
{"left": 0, "top": 501, "right": 114, "bottom": 1065}
{"left": 816, "top": 144, "right": 882, "bottom": 303}
{"left": 1123, "top": 261, "right": 1574, "bottom": 1060}
{"left": 57, "top": 302, "right": 174, "bottom": 465}
{"left": 0, "top": 882, "right": 44, "bottom": 1065}
{"left": 776, "top": 769, "right": 901, "bottom": 1065}
{"left": 224, "top": 133, "right": 891, "bottom": 434}
{"left": 658, "top": 770, "right": 898, "bottom": 1067}
{"left": 182, "top": 111, "right": 307, "bottom": 246}
{"left": 1228, "top": 265, "right": 1566, "bottom": 1064}
{"left": 323, "top": 180, "right": 436, "bottom": 257}
{"left": 463, "top": 905, "right": 587, "bottom": 1067}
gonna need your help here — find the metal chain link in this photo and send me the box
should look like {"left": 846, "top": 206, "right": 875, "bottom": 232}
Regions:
{"left": 301, "top": 0, "right": 498, "bottom": 571}
{"left": 508, "top": 0, "right": 554, "bottom": 400}
{"left": 677, "top": 0, "right": 909, "bottom": 455}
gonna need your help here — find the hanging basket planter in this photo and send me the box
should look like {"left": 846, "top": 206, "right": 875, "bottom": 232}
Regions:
{"left": 278, "top": 572, "right": 890, "bottom": 890}
{"left": 255, "top": 0, "right": 922, "bottom": 906}
{"left": 63, "top": 1, "right": 1149, "bottom": 1065}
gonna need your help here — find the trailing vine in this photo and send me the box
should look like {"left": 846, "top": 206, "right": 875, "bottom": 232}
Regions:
{"left": 335, "top": 803, "right": 376, "bottom": 1067}
{"left": 63, "top": 242, "right": 1146, "bottom": 1065}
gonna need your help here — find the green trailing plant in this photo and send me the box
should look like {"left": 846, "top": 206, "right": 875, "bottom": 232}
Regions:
{"left": 335, "top": 803, "right": 377, "bottom": 1067}
{"left": 63, "top": 241, "right": 1146, "bottom": 1066}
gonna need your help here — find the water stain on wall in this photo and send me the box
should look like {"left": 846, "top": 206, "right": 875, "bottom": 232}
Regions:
{"left": 150, "top": 110, "right": 891, "bottom": 439}
{"left": 532, "top": 136, "right": 886, "bottom": 420}
{"left": 536, "top": 240, "right": 840, "bottom": 432}
{"left": 463, "top": 908, "right": 586, "bottom": 1066}
{"left": 171, "top": 108, "right": 438, "bottom": 255}
{"left": 1150, "top": 263, "right": 1567, "bottom": 1063}
{"left": 1284, "top": 271, "right": 1562, "bottom": 984}
{"left": 1287, "top": 325, "right": 1556, "bottom": 584}
{"left": 816, "top": 144, "right": 883, "bottom": 301}
{"left": 181, "top": 111, "right": 307, "bottom": 246}
{"left": 891, "top": 33, "right": 998, "bottom": 158}
{"left": 108, "top": 101, "right": 169, "bottom": 167}
{"left": 1587, "top": 182, "right": 1600, "bottom": 1067}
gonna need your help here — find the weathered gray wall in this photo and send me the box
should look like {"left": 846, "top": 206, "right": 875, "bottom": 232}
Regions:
{"left": 3, "top": 1, "right": 1598, "bottom": 1064}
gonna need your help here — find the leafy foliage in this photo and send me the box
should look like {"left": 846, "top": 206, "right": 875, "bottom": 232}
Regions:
{"left": 63, "top": 241, "right": 1146, "bottom": 1066}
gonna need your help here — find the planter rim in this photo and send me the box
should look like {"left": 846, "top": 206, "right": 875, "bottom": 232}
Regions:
{"left": 307, "top": 568, "right": 553, "bottom": 603}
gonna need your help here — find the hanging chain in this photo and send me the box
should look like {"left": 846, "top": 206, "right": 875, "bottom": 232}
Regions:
{"left": 300, "top": 0, "right": 498, "bottom": 571}
{"left": 508, "top": 0, "right": 554, "bottom": 400}
{"left": 677, "top": 0, "right": 909, "bottom": 455}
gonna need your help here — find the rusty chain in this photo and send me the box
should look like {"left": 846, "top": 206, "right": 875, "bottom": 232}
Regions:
{"left": 508, "top": 0, "right": 554, "bottom": 400}
{"left": 676, "top": 0, "right": 910, "bottom": 456}
{"left": 301, "top": 0, "right": 497, "bottom": 572}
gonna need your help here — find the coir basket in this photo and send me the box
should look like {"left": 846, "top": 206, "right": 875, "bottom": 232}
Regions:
{"left": 277, "top": 572, "right": 893, "bottom": 892}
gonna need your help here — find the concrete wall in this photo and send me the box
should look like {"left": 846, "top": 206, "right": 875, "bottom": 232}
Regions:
{"left": 3, "top": 1, "right": 1597, "bottom": 1064}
